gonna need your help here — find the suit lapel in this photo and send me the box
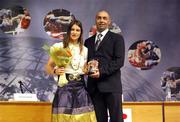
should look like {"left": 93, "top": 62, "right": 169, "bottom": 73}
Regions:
{"left": 96, "top": 31, "right": 111, "bottom": 51}
{"left": 90, "top": 35, "right": 96, "bottom": 51}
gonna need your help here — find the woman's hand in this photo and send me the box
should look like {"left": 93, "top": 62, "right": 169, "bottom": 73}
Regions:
{"left": 83, "top": 62, "right": 88, "bottom": 74}
{"left": 45, "top": 58, "right": 55, "bottom": 75}
{"left": 54, "top": 67, "right": 65, "bottom": 75}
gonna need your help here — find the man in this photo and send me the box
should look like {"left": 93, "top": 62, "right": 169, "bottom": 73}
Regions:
{"left": 85, "top": 10, "right": 125, "bottom": 122}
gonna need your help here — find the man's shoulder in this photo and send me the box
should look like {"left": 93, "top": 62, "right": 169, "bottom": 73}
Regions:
{"left": 108, "top": 31, "right": 124, "bottom": 41}
{"left": 85, "top": 35, "right": 95, "bottom": 41}
{"left": 108, "top": 31, "right": 123, "bottom": 37}
{"left": 85, "top": 35, "right": 95, "bottom": 45}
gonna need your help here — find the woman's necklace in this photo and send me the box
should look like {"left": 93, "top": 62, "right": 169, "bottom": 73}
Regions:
{"left": 69, "top": 44, "right": 81, "bottom": 71}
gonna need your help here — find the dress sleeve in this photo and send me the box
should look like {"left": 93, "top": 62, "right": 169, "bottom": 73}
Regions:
{"left": 83, "top": 46, "right": 88, "bottom": 63}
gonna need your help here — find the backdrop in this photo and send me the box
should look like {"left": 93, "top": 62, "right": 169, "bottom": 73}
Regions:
{"left": 0, "top": 0, "right": 180, "bottom": 101}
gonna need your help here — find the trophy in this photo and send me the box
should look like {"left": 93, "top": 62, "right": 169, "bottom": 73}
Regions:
{"left": 88, "top": 59, "right": 99, "bottom": 75}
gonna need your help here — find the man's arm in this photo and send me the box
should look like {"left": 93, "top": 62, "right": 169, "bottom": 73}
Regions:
{"left": 99, "top": 34, "right": 125, "bottom": 78}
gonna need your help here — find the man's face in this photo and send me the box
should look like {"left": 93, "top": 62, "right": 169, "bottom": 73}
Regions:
{"left": 95, "top": 11, "right": 111, "bottom": 32}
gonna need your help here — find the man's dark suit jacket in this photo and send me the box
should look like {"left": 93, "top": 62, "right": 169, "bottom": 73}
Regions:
{"left": 85, "top": 31, "right": 125, "bottom": 95}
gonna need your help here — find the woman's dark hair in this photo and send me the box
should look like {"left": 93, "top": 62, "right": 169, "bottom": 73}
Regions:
{"left": 63, "top": 20, "right": 83, "bottom": 54}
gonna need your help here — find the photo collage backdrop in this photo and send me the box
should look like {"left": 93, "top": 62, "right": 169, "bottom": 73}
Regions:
{"left": 0, "top": 0, "right": 180, "bottom": 101}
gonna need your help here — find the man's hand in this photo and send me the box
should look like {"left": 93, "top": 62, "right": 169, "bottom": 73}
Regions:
{"left": 89, "top": 68, "right": 100, "bottom": 78}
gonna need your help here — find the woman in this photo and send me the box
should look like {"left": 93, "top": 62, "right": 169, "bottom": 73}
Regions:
{"left": 45, "top": 20, "right": 96, "bottom": 122}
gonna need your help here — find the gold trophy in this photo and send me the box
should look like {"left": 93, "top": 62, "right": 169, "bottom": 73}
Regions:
{"left": 88, "top": 59, "right": 99, "bottom": 75}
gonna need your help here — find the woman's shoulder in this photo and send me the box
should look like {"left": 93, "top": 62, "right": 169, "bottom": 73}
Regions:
{"left": 83, "top": 45, "right": 88, "bottom": 52}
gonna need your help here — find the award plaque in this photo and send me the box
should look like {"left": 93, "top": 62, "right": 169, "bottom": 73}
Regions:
{"left": 88, "top": 59, "right": 98, "bottom": 75}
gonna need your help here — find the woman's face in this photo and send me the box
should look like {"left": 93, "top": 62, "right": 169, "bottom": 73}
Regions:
{"left": 70, "top": 24, "right": 81, "bottom": 42}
